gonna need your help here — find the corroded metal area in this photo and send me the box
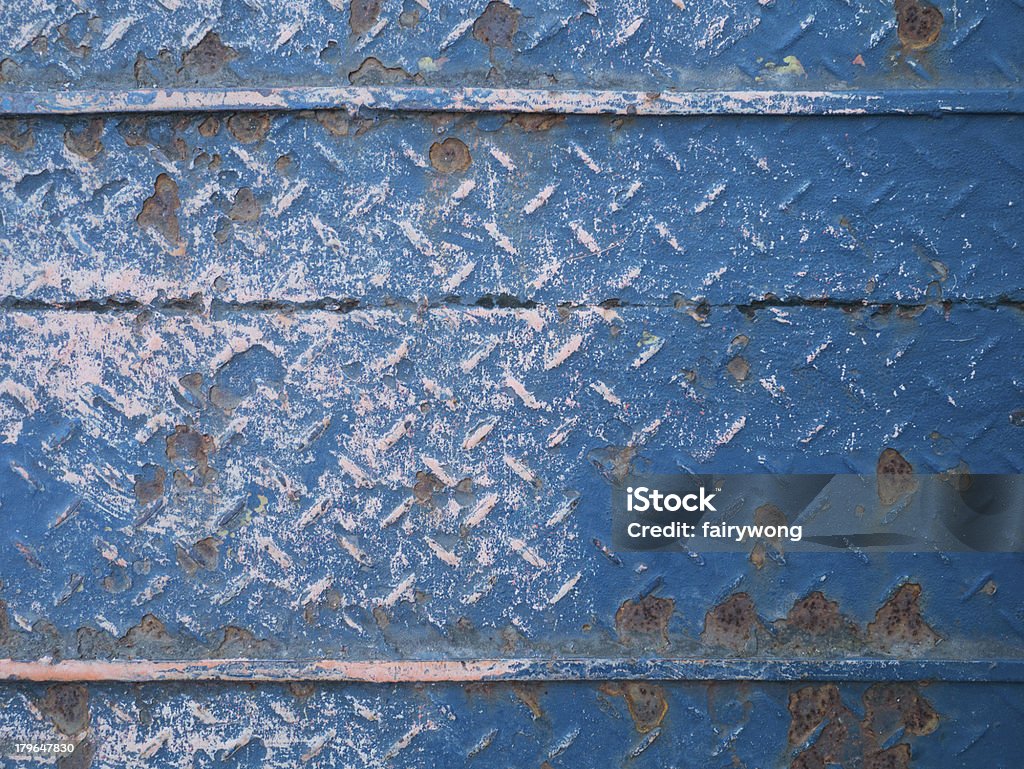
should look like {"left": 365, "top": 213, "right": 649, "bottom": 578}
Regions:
{"left": 1, "top": 114, "right": 1021, "bottom": 306}
{"left": 0, "top": 305, "right": 1022, "bottom": 663}
{"left": 1, "top": 0, "right": 1023, "bottom": 766}
{"left": 0, "top": 0, "right": 1021, "bottom": 92}
{"left": 0, "top": 681, "right": 1021, "bottom": 766}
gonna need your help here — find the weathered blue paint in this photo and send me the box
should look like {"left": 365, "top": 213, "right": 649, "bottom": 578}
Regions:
{"left": 1, "top": 681, "right": 1022, "bottom": 766}
{"left": 0, "top": 305, "right": 1021, "bottom": 662}
{"left": 0, "top": 0, "right": 1021, "bottom": 92}
{"left": 1, "top": 0, "right": 1023, "bottom": 766}
{"left": 1, "top": 86, "right": 1022, "bottom": 116}
{"left": 1, "top": 114, "right": 1021, "bottom": 306}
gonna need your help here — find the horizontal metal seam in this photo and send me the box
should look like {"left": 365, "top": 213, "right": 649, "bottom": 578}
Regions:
{"left": 1, "top": 298, "right": 1022, "bottom": 314}
{"left": 1, "top": 86, "right": 1021, "bottom": 116}
{"left": 2, "top": 658, "right": 1023, "bottom": 683}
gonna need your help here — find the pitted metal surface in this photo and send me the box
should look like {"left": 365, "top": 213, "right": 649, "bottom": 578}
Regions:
{"left": 1, "top": 113, "right": 1021, "bottom": 305}
{"left": 0, "top": 0, "right": 1021, "bottom": 93}
{"left": 0, "top": 304, "right": 1021, "bottom": 661}
{"left": 1, "top": 0, "right": 1023, "bottom": 766}
{"left": 0, "top": 680, "right": 1019, "bottom": 768}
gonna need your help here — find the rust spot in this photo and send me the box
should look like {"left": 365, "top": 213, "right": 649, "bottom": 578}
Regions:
{"left": 213, "top": 217, "right": 231, "bottom": 244}
{"left": 214, "top": 626, "right": 273, "bottom": 656}
{"left": 0, "top": 119, "right": 34, "bottom": 152}
{"left": 727, "top": 355, "right": 750, "bottom": 382}
{"left": 137, "top": 174, "right": 181, "bottom": 245}
{"left": 588, "top": 444, "right": 637, "bottom": 484}
{"left": 176, "top": 543, "right": 200, "bottom": 576}
{"left": 102, "top": 567, "right": 132, "bottom": 594}
{"left": 179, "top": 372, "right": 205, "bottom": 399}
{"left": 500, "top": 625, "right": 521, "bottom": 654}
{"left": 865, "top": 745, "right": 911, "bottom": 769}
{"left": 0, "top": 57, "right": 18, "bottom": 85}
{"left": 209, "top": 384, "right": 242, "bottom": 411}
{"left": 166, "top": 424, "right": 216, "bottom": 484}
{"left": 702, "top": 593, "right": 762, "bottom": 653}
{"left": 349, "top": 56, "right": 416, "bottom": 86}
{"left": 75, "top": 627, "right": 114, "bottom": 659}
{"left": 315, "top": 110, "right": 351, "bottom": 137}
{"left": 275, "top": 155, "right": 293, "bottom": 175}
{"left": 119, "top": 614, "right": 171, "bottom": 648}
{"left": 792, "top": 718, "right": 856, "bottom": 769}
{"left": 511, "top": 683, "right": 545, "bottom": 719}
{"left": 63, "top": 118, "right": 104, "bottom": 159}
{"left": 177, "top": 536, "right": 221, "bottom": 576}
{"left": 676, "top": 296, "right": 712, "bottom": 323}
{"left": 894, "top": 0, "right": 943, "bottom": 49}
{"left": 57, "top": 23, "right": 89, "bottom": 57}
{"left": 181, "top": 31, "right": 238, "bottom": 78}
{"left": 510, "top": 114, "right": 565, "bottom": 132}
{"left": 473, "top": 1, "right": 520, "bottom": 50}
{"left": 227, "top": 113, "right": 272, "bottom": 144}
{"left": 935, "top": 462, "right": 973, "bottom": 496}
{"left": 603, "top": 682, "right": 669, "bottom": 733}
{"left": 863, "top": 683, "right": 939, "bottom": 739}
{"left": 59, "top": 738, "right": 96, "bottom": 769}
{"left": 877, "top": 448, "right": 917, "bottom": 505}
{"left": 749, "top": 502, "right": 788, "bottom": 568}
{"left": 229, "top": 187, "right": 261, "bottom": 222}
{"left": 621, "top": 682, "right": 668, "bottom": 733}
{"left": 288, "top": 681, "right": 316, "bottom": 698}
{"left": 785, "top": 592, "right": 846, "bottom": 635}
{"left": 429, "top": 138, "right": 472, "bottom": 173}
{"left": 0, "top": 600, "right": 11, "bottom": 643}
{"left": 193, "top": 537, "right": 221, "bottom": 569}
{"left": 350, "top": 0, "right": 382, "bottom": 35}
{"left": 117, "top": 116, "right": 148, "bottom": 147}
{"left": 133, "top": 50, "right": 172, "bottom": 87}
{"left": 615, "top": 594, "right": 673, "bottom": 647}
{"left": 166, "top": 424, "right": 214, "bottom": 464}
{"left": 867, "top": 583, "right": 940, "bottom": 651}
{"left": 198, "top": 116, "right": 220, "bottom": 137}
{"left": 788, "top": 684, "right": 843, "bottom": 746}
{"left": 133, "top": 465, "right": 166, "bottom": 506}
{"left": 39, "top": 684, "right": 90, "bottom": 735}
{"left": 413, "top": 470, "right": 445, "bottom": 506}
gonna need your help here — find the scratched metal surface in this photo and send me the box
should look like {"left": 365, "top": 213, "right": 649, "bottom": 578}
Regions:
{"left": 1, "top": 113, "right": 1022, "bottom": 305}
{"left": 3, "top": 0, "right": 1024, "bottom": 766}
{"left": 0, "top": 0, "right": 1022, "bottom": 93}
{"left": 1, "top": 680, "right": 1023, "bottom": 767}
{"left": 0, "top": 302, "right": 1023, "bottom": 664}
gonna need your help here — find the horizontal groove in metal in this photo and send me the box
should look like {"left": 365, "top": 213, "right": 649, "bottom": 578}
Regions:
{"left": 1, "top": 86, "right": 1021, "bottom": 116}
{"left": 2, "top": 658, "right": 1023, "bottom": 683}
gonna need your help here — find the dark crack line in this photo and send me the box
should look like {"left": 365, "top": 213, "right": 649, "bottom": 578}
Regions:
{"left": 1, "top": 294, "right": 1022, "bottom": 315}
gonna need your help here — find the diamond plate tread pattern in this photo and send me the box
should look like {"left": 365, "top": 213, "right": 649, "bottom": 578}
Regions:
{"left": 0, "top": 305, "right": 1021, "bottom": 659}
{"left": 0, "top": 0, "right": 1021, "bottom": 92}
{"left": 1, "top": 113, "right": 1021, "bottom": 306}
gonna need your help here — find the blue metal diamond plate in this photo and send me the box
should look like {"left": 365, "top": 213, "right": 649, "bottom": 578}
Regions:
{"left": 0, "top": 0, "right": 1022, "bottom": 93}
{"left": 1, "top": 0, "right": 1023, "bottom": 766}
